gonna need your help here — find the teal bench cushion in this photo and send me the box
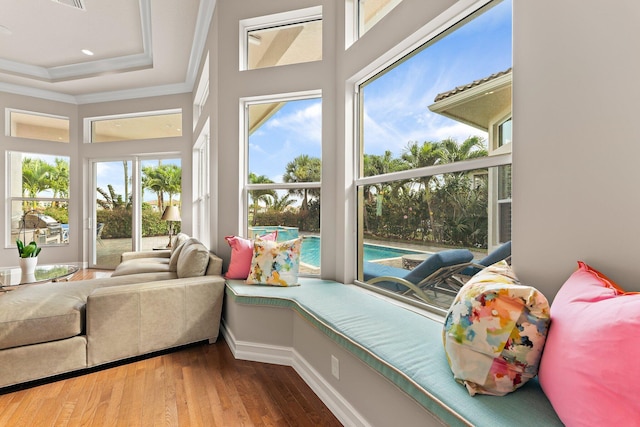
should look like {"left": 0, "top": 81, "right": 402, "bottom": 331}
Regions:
{"left": 225, "top": 278, "right": 562, "bottom": 427}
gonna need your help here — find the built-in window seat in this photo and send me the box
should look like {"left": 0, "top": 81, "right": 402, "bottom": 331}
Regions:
{"left": 223, "top": 278, "right": 562, "bottom": 427}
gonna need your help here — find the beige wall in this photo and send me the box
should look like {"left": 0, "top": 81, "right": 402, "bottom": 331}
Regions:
{"left": 513, "top": 0, "right": 640, "bottom": 298}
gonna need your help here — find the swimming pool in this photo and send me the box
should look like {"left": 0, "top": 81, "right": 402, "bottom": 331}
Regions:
{"left": 300, "top": 236, "right": 423, "bottom": 267}
{"left": 249, "top": 226, "right": 299, "bottom": 241}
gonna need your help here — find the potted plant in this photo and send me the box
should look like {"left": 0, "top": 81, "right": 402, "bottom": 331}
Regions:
{"left": 16, "top": 239, "right": 41, "bottom": 274}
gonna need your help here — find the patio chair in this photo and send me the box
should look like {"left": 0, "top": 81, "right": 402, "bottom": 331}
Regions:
{"left": 363, "top": 248, "right": 474, "bottom": 303}
{"left": 96, "top": 222, "right": 105, "bottom": 246}
{"left": 458, "top": 241, "right": 512, "bottom": 278}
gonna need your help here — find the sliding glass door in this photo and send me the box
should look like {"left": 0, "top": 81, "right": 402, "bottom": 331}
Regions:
{"left": 91, "top": 156, "right": 181, "bottom": 269}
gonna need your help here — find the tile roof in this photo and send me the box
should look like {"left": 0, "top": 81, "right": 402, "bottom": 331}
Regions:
{"left": 433, "top": 68, "right": 512, "bottom": 102}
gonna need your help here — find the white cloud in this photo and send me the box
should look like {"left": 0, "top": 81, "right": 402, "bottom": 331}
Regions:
{"left": 266, "top": 101, "right": 322, "bottom": 145}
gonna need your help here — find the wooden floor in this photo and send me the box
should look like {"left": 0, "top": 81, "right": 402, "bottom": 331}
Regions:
{"left": 0, "top": 269, "right": 342, "bottom": 427}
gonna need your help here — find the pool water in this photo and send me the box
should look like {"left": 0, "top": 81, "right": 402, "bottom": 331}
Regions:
{"left": 300, "top": 236, "right": 422, "bottom": 267}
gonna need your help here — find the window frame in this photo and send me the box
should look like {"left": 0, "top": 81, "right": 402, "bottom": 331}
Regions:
{"left": 83, "top": 108, "right": 183, "bottom": 144}
{"left": 241, "top": 90, "right": 322, "bottom": 275}
{"left": 351, "top": 0, "right": 511, "bottom": 315}
{"left": 6, "top": 151, "right": 71, "bottom": 249}
{"left": 5, "top": 108, "right": 70, "bottom": 143}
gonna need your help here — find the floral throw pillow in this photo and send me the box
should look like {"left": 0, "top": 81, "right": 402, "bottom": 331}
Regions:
{"left": 224, "top": 231, "right": 277, "bottom": 279}
{"left": 246, "top": 238, "right": 302, "bottom": 287}
{"left": 442, "top": 260, "right": 550, "bottom": 396}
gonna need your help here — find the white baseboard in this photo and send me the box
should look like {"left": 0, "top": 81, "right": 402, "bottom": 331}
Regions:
{"left": 220, "top": 322, "right": 369, "bottom": 427}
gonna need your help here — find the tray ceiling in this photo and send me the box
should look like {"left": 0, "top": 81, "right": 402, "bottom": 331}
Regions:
{"left": 0, "top": 0, "right": 215, "bottom": 104}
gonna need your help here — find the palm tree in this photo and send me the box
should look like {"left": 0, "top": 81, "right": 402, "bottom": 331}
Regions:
{"left": 248, "top": 173, "right": 275, "bottom": 225}
{"left": 268, "top": 192, "right": 296, "bottom": 212}
{"left": 142, "top": 164, "right": 182, "bottom": 212}
{"left": 50, "top": 158, "right": 70, "bottom": 207}
{"left": 283, "top": 155, "right": 321, "bottom": 211}
{"left": 96, "top": 185, "right": 126, "bottom": 210}
{"left": 438, "top": 136, "right": 487, "bottom": 164}
{"left": 401, "top": 141, "right": 443, "bottom": 240}
{"left": 22, "top": 158, "right": 53, "bottom": 207}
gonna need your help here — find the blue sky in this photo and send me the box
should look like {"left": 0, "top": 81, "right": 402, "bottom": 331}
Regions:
{"left": 249, "top": 98, "right": 322, "bottom": 183}
{"left": 248, "top": 0, "right": 512, "bottom": 180}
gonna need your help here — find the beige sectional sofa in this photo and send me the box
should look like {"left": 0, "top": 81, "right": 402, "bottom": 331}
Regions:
{"left": 0, "top": 235, "right": 225, "bottom": 389}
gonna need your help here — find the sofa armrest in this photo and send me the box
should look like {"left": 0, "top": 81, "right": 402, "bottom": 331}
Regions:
{"left": 86, "top": 275, "right": 225, "bottom": 367}
{"left": 206, "top": 252, "right": 223, "bottom": 276}
{"left": 121, "top": 249, "right": 171, "bottom": 262}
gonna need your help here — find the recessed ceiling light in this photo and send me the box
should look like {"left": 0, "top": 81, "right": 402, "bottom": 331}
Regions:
{"left": 0, "top": 25, "right": 12, "bottom": 36}
{"left": 81, "top": 49, "right": 94, "bottom": 56}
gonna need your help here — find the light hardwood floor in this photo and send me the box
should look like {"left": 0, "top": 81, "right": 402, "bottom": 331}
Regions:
{"left": 0, "top": 269, "right": 342, "bottom": 427}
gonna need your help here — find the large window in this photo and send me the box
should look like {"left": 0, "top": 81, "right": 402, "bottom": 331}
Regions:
{"left": 8, "top": 152, "right": 70, "bottom": 248}
{"left": 244, "top": 94, "right": 321, "bottom": 275}
{"left": 356, "top": 0, "right": 512, "bottom": 312}
{"left": 241, "top": 7, "right": 322, "bottom": 71}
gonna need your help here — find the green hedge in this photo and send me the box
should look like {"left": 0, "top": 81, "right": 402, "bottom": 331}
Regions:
{"left": 96, "top": 207, "right": 181, "bottom": 239}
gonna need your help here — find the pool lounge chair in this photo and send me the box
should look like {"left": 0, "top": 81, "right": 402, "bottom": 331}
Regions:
{"left": 363, "top": 248, "right": 474, "bottom": 303}
{"left": 458, "top": 241, "right": 512, "bottom": 277}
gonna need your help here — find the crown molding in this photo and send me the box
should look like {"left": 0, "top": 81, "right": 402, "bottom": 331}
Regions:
{"left": 0, "top": 0, "right": 216, "bottom": 105}
{"left": 0, "top": 0, "right": 153, "bottom": 83}
{"left": 0, "top": 81, "right": 77, "bottom": 104}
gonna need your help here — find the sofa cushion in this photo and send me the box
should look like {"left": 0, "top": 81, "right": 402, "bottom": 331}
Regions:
{"left": 0, "top": 281, "right": 99, "bottom": 350}
{"left": 177, "top": 242, "right": 210, "bottom": 278}
{"left": 172, "top": 233, "right": 190, "bottom": 254}
{"left": 111, "top": 257, "right": 171, "bottom": 277}
{"left": 169, "top": 237, "right": 195, "bottom": 272}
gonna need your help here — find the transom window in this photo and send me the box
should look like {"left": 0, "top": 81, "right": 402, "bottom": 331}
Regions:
{"left": 6, "top": 109, "right": 69, "bottom": 143}
{"left": 86, "top": 110, "right": 182, "bottom": 143}
{"left": 240, "top": 7, "right": 322, "bottom": 71}
{"left": 358, "top": 0, "right": 403, "bottom": 36}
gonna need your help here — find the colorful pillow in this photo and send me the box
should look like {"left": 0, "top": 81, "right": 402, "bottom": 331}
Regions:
{"left": 442, "top": 261, "right": 550, "bottom": 396}
{"left": 224, "top": 232, "right": 277, "bottom": 279}
{"left": 538, "top": 261, "right": 640, "bottom": 425}
{"left": 246, "top": 238, "right": 302, "bottom": 287}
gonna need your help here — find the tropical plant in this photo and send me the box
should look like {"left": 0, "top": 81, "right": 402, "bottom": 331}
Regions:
{"left": 16, "top": 239, "right": 41, "bottom": 258}
{"left": 267, "top": 192, "right": 296, "bottom": 212}
{"left": 401, "top": 141, "right": 442, "bottom": 240}
{"left": 283, "top": 155, "right": 321, "bottom": 211}
{"left": 22, "top": 158, "right": 54, "bottom": 207}
{"left": 248, "top": 173, "right": 276, "bottom": 225}
{"left": 142, "top": 164, "right": 182, "bottom": 212}
{"left": 96, "top": 185, "right": 127, "bottom": 211}
{"left": 49, "top": 158, "right": 70, "bottom": 203}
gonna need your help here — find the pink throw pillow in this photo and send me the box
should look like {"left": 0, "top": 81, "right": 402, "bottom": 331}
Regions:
{"left": 538, "top": 261, "right": 640, "bottom": 426}
{"left": 224, "top": 232, "right": 277, "bottom": 279}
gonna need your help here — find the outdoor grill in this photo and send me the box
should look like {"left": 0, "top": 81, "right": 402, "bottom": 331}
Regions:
{"left": 24, "top": 213, "right": 62, "bottom": 237}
